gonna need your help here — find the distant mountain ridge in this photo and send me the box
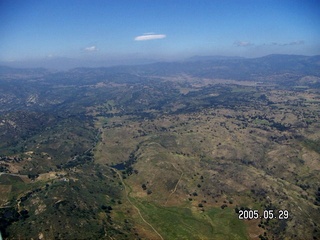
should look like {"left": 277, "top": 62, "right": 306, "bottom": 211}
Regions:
{"left": 1, "top": 54, "right": 320, "bottom": 81}
{"left": 186, "top": 55, "right": 245, "bottom": 61}
{"left": 0, "top": 57, "right": 161, "bottom": 71}
{"left": 126, "top": 54, "right": 320, "bottom": 80}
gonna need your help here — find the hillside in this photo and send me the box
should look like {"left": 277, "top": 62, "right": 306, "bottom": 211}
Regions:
{"left": 0, "top": 54, "right": 320, "bottom": 239}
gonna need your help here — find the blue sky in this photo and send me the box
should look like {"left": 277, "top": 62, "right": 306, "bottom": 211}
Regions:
{"left": 1, "top": 0, "right": 319, "bottom": 63}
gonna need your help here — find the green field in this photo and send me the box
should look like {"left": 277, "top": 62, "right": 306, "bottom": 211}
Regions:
{"left": 133, "top": 201, "right": 248, "bottom": 240}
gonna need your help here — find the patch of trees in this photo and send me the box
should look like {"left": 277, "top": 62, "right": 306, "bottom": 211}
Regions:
{"left": 27, "top": 173, "right": 39, "bottom": 180}
{"left": 314, "top": 187, "right": 320, "bottom": 206}
{"left": 63, "top": 151, "right": 94, "bottom": 169}
{"left": 258, "top": 233, "right": 268, "bottom": 240}
{"left": 20, "top": 188, "right": 42, "bottom": 203}
{"left": 0, "top": 207, "right": 29, "bottom": 238}
{"left": 303, "top": 139, "right": 320, "bottom": 154}
{"left": 0, "top": 165, "right": 9, "bottom": 172}
{"left": 298, "top": 183, "right": 310, "bottom": 191}
{"left": 234, "top": 206, "right": 250, "bottom": 214}
{"left": 113, "top": 149, "right": 139, "bottom": 177}
{"left": 101, "top": 205, "right": 113, "bottom": 214}
{"left": 221, "top": 204, "right": 228, "bottom": 209}
{"left": 0, "top": 156, "right": 23, "bottom": 162}
{"left": 251, "top": 188, "right": 268, "bottom": 200}
{"left": 270, "top": 121, "right": 290, "bottom": 131}
{"left": 141, "top": 183, "right": 152, "bottom": 194}
{"left": 240, "top": 159, "right": 254, "bottom": 166}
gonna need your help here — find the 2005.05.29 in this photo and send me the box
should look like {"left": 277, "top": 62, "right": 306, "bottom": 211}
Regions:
{"left": 238, "top": 209, "right": 289, "bottom": 220}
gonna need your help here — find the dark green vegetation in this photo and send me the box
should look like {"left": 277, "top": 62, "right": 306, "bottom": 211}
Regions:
{"left": 0, "top": 54, "right": 320, "bottom": 239}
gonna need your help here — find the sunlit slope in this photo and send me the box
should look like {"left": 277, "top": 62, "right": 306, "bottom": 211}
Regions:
{"left": 94, "top": 98, "right": 320, "bottom": 239}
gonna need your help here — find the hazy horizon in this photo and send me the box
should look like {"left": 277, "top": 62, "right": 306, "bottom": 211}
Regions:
{"left": 1, "top": 53, "right": 320, "bottom": 71}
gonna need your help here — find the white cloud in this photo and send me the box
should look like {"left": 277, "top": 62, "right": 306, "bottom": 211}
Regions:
{"left": 234, "top": 41, "right": 253, "bottom": 47}
{"left": 134, "top": 33, "right": 166, "bottom": 41}
{"left": 84, "top": 45, "right": 97, "bottom": 51}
